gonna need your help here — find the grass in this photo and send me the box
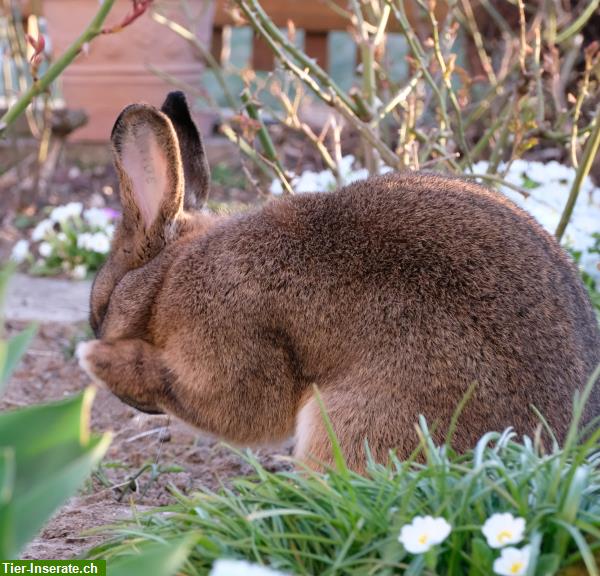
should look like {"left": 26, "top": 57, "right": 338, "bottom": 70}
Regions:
{"left": 86, "top": 370, "right": 600, "bottom": 575}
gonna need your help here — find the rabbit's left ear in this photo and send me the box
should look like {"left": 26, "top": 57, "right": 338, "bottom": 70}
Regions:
{"left": 161, "top": 91, "right": 210, "bottom": 209}
{"left": 111, "top": 103, "right": 184, "bottom": 236}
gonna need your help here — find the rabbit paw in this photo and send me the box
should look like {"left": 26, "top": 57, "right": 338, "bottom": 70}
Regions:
{"left": 76, "top": 340, "right": 108, "bottom": 388}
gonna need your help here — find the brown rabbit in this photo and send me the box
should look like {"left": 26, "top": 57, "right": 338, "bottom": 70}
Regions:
{"left": 78, "top": 91, "right": 600, "bottom": 471}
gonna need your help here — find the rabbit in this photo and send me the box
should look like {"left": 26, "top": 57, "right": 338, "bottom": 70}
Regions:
{"left": 77, "top": 91, "right": 600, "bottom": 472}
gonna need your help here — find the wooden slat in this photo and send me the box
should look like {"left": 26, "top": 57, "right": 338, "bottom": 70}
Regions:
{"left": 305, "top": 31, "right": 329, "bottom": 69}
{"left": 214, "top": 0, "right": 351, "bottom": 31}
{"left": 214, "top": 0, "right": 448, "bottom": 34}
{"left": 211, "top": 26, "right": 224, "bottom": 64}
{"left": 252, "top": 33, "right": 275, "bottom": 69}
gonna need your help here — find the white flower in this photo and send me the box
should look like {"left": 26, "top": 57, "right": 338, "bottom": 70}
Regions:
{"left": 31, "top": 218, "right": 54, "bottom": 241}
{"left": 90, "top": 232, "right": 110, "bottom": 254}
{"left": 77, "top": 233, "right": 92, "bottom": 250}
{"left": 482, "top": 513, "right": 526, "bottom": 549}
{"left": 83, "top": 207, "right": 111, "bottom": 229}
{"left": 338, "top": 154, "right": 356, "bottom": 176}
{"left": 345, "top": 168, "right": 369, "bottom": 184}
{"left": 38, "top": 241, "right": 53, "bottom": 258}
{"left": 10, "top": 239, "right": 30, "bottom": 263}
{"left": 398, "top": 515, "right": 452, "bottom": 554}
{"left": 68, "top": 166, "right": 81, "bottom": 180}
{"left": 77, "top": 232, "right": 110, "bottom": 254}
{"left": 269, "top": 179, "right": 284, "bottom": 196}
{"left": 209, "top": 559, "right": 290, "bottom": 576}
{"left": 105, "top": 224, "right": 115, "bottom": 238}
{"left": 493, "top": 545, "right": 531, "bottom": 576}
{"left": 71, "top": 264, "right": 87, "bottom": 280}
{"left": 296, "top": 169, "right": 337, "bottom": 193}
{"left": 57, "top": 232, "right": 68, "bottom": 243}
{"left": 50, "top": 202, "right": 83, "bottom": 223}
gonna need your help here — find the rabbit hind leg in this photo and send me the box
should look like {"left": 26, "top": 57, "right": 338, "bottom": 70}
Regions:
{"left": 293, "top": 382, "right": 416, "bottom": 473}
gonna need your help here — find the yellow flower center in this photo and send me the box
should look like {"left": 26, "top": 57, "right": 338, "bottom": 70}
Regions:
{"left": 418, "top": 534, "right": 429, "bottom": 545}
{"left": 497, "top": 530, "right": 513, "bottom": 544}
{"left": 510, "top": 561, "right": 524, "bottom": 574}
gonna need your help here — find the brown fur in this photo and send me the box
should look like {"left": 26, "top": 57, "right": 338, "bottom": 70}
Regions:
{"left": 79, "top": 92, "right": 600, "bottom": 472}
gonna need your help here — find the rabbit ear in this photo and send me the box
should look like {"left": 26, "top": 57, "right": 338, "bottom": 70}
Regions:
{"left": 160, "top": 91, "right": 210, "bottom": 209}
{"left": 111, "top": 103, "right": 184, "bottom": 234}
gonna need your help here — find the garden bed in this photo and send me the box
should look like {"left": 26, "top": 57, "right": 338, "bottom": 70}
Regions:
{"left": 1, "top": 320, "right": 291, "bottom": 560}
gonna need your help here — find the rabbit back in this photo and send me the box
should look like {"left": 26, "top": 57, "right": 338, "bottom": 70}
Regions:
{"left": 156, "top": 171, "right": 599, "bottom": 454}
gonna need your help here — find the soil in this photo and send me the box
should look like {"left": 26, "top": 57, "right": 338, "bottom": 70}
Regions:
{"left": 2, "top": 321, "right": 292, "bottom": 560}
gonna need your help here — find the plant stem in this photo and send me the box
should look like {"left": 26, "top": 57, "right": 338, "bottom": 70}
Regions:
{"left": 236, "top": 0, "right": 402, "bottom": 170}
{"left": 240, "top": 90, "right": 294, "bottom": 195}
{"left": 556, "top": 0, "right": 600, "bottom": 44}
{"left": 235, "top": 0, "right": 357, "bottom": 114}
{"left": 220, "top": 123, "right": 273, "bottom": 180}
{"left": 555, "top": 109, "right": 600, "bottom": 242}
{"left": 0, "top": 0, "right": 117, "bottom": 136}
{"left": 152, "top": 11, "right": 238, "bottom": 110}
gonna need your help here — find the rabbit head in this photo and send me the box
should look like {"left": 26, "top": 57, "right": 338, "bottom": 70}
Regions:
{"left": 90, "top": 91, "right": 212, "bottom": 336}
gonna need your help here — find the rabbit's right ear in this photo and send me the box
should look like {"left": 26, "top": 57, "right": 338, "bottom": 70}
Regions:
{"left": 110, "top": 103, "right": 184, "bottom": 242}
{"left": 161, "top": 91, "right": 210, "bottom": 209}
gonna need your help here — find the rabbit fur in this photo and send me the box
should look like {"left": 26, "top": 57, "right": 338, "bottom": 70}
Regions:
{"left": 78, "top": 91, "right": 600, "bottom": 471}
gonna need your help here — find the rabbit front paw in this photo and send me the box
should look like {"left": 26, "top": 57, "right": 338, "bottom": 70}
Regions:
{"left": 76, "top": 340, "right": 108, "bottom": 388}
{"left": 77, "top": 338, "right": 166, "bottom": 415}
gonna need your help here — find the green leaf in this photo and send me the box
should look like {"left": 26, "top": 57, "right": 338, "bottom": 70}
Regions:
{"left": 11, "top": 433, "right": 110, "bottom": 555}
{"left": 560, "top": 466, "right": 590, "bottom": 523}
{"left": 536, "top": 554, "right": 561, "bottom": 576}
{"left": 0, "top": 390, "right": 92, "bottom": 459}
{"left": 0, "top": 389, "right": 111, "bottom": 557}
{"left": 404, "top": 554, "right": 426, "bottom": 576}
{"left": 0, "top": 447, "right": 15, "bottom": 505}
{"left": 0, "top": 449, "right": 15, "bottom": 558}
{"left": 0, "top": 324, "right": 37, "bottom": 388}
{"left": 468, "top": 537, "right": 494, "bottom": 576}
{"left": 312, "top": 385, "right": 349, "bottom": 477}
{"left": 108, "top": 535, "right": 197, "bottom": 576}
{"left": 554, "top": 520, "right": 599, "bottom": 576}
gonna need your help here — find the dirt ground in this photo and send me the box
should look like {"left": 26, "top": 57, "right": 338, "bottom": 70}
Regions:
{"left": 2, "top": 321, "right": 292, "bottom": 560}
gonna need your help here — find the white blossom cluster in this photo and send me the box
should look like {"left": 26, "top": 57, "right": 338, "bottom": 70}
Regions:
{"left": 269, "top": 155, "right": 392, "bottom": 195}
{"left": 11, "top": 202, "right": 118, "bottom": 280}
{"left": 206, "top": 512, "right": 531, "bottom": 575}
{"left": 398, "top": 512, "right": 531, "bottom": 575}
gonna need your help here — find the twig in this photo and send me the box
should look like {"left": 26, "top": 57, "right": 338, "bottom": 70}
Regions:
{"left": 516, "top": 0, "right": 527, "bottom": 74}
{"left": 556, "top": 0, "right": 600, "bottom": 45}
{"left": 0, "top": 0, "right": 117, "bottom": 135}
{"left": 235, "top": 0, "right": 358, "bottom": 114}
{"left": 458, "top": 0, "right": 497, "bottom": 85}
{"left": 241, "top": 89, "right": 294, "bottom": 194}
{"left": 461, "top": 172, "right": 530, "bottom": 198}
{"left": 555, "top": 108, "right": 600, "bottom": 242}
{"left": 152, "top": 10, "right": 238, "bottom": 110}
{"left": 569, "top": 44, "right": 596, "bottom": 168}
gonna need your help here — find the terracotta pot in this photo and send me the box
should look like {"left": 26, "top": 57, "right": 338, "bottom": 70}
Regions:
{"left": 43, "top": 0, "right": 214, "bottom": 141}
